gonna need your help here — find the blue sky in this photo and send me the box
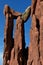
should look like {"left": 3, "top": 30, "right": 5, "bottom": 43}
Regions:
{"left": 0, "top": 0, "right": 31, "bottom": 65}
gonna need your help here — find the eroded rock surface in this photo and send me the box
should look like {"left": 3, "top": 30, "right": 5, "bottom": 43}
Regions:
{"left": 27, "top": 0, "right": 43, "bottom": 65}
{"left": 3, "top": 1, "right": 43, "bottom": 65}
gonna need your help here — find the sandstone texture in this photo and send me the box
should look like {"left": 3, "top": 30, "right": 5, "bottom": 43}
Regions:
{"left": 27, "top": 0, "right": 43, "bottom": 65}
{"left": 3, "top": 0, "right": 43, "bottom": 65}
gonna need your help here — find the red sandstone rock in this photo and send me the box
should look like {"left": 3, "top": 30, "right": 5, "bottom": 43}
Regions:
{"left": 3, "top": 8, "right": 14, "bottom": 65}
{"left": 27, "top": 0, "right": 43, "bottom": 65}
{"left": 3, "top": 5, "right": 22, "bottom": 65}
{"left": 3, "top": 1, "right": 43, "bottom": 65}
{"left": 14, "top": 16, "right": 25, "bottom": 65}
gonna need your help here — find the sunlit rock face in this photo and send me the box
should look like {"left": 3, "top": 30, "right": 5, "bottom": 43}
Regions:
{"left": 3, "top": 5, "right": 30, "bottom": 65}
{"left": 3, "top": 0, "right": 43, "bottom": 65}
{"left": 27, "top": 0, "right": 43, "bottom": 65}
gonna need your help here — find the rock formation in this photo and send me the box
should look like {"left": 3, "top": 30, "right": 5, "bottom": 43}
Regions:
{"left": 3, "top": 5, "right": 21, "bottom": 65}
{"left": 3, "top": 0, "right": 43, "bottom": 65}
{"left": 27, "top": 0, "right": 43, "bottom": 65}
{"left": 3, "top": 5, "right": 31, "bottom": 65}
